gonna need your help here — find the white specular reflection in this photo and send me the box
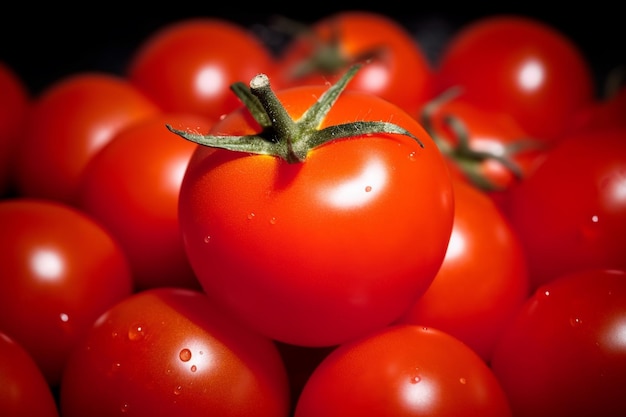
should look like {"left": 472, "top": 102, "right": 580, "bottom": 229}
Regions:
{"left": 322, "top": 158, "right": 388, "bottom": 209}
{"left": 31, "top": 248, "right": 64, "bottom": 282}
{"left": 196, "top": 65, "right": 226, "bottom": 98}
{"left": 518, "top": 59, "right": 544, "bottom": 92}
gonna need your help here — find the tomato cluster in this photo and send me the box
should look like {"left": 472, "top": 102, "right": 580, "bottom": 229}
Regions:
{"left": 1, "top": 10, "right": 625, "bottom": 417}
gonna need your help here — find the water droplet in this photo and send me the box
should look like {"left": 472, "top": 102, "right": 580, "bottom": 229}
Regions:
{"left": 173, "top": 385, "right": 183, "bottom": 395}
{"left": 570, "top": 317, "right": 583, "bottom": 327}
{"left": 459, "top": 377, "right": 467, "bottom": 384}
{"left": 247, "top": 212, "right": 256, "bottom": 220}
{"left": 364, "top": 185, "right": 372, "bottom": 192}
{"left": 59, "top": 312, "right": 69, "bottom": 323}
{"left": 179, "top": 348, "right": 192, "bottom": 362}
{"left": 408, "top": 151, "right": 417, "bottom": 161}
{"left": 410, "top": 375, "right": 421, "bottom": 384}
{"left": 127, "top": 324, "right": 145, "bottom": 341}
{"left": 190, "top": 365, "right": 197, "bottom": 372}
{"left": 120, "top": 403, "right": 130, "bottom": 413}
{"left": 203, "top": 235, "right": 211, "bottom": 243}
{"left": 269, "top": 217, "right": 277, "bottom": 225}
{"left": 580, "top": 214, "right": 601, "bottom": 240}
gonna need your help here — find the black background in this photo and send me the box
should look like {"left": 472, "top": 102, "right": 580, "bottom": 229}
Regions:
{"left": 2, "top": 6, "right": 624, "bottom": 98}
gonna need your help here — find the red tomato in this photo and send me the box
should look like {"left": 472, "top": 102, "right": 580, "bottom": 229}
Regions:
{"left": 566, "top": 83, "right": 626, "bottom": 134}
{"left": 12, "top": 72, "right": 160, "bottom": 204}
{"left": 490, "top": 268, "right": 626, "bottom": 417}
{"left": 76, "top": 113, "right": 213, "bottom": 291}
{"left": 294, "top": 324, "right": 512, "bottom": 417}
{"left": 397, "top": 180, "right": 530, "bottom": 362}
{"left": 0, "top": 198, "right": 134, "bottom": 386}
{"left": 175, "top": 69, "right": 454, "bottom": 347}
{"left": 0, "top": 62, "right": 30, "bottom": 196}
{"left": 505, "top": 127, "right": 626, "bottom": 290}
{"left": 436, "top": 15, "right": 595, "bottom": 142}
{"left": 0, "top": 332, "right": 59, "bottom": 417}
{"left": 60, "top": 287, "right": 291, "bottom": 417}
{"left": 127, "top": 17, "right": 278, "bottom": 121}
{"left": 275, "top": 11, "right": 434, "bottom": 116}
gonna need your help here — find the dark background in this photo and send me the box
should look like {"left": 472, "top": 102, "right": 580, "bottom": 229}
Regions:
{"left": 2, "top": 6, "right": 624, "bottom": 98}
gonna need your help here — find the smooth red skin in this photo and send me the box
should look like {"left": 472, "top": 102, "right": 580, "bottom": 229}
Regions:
{"left": 0, "top": 198, "right": 134, "bottom": 387}
{"left": 179, "top": 85, "right": 454, "bottom": 347}
{"left": 436, "top": 15, "right": 595, "bottom": 142}
{"left": 398, "top": 180, "right": 530, "bottom": 362}
{"left": 0, "top": 62, "right": 30, "bottom": 196}
{"left": 13, "top": 72, "right": 160, "bottom": 204}
{"left": 294, "top": 324, "right": 512, "bottom": 417}
{"left": 76, "top": 113, "right": 212, "bottom": 291}
{"left": 127, "top": 18, "right": 278, "bottom": 121}
{"left": 505, "top": 127, "right": 626, "bottom": 291}
{"left": 0, "top": 332, "right": 59, "bottom": 417}
{"left": 60, "top": 288, "right": 291, "bottom": 417}
{"left": 275, "top": 11, "right": 434, "bottom": 116}
{"left": 490, "top": 269, "right": 626, "bottom": 417}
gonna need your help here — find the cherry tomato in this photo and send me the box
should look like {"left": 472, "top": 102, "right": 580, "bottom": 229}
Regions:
{"left": 12, "top": 72, "right": 160, "bottom": 204}
{"left": 0, "top": 62, "right": 30, "bottom": 197}
{"left": 175, "top": 68, "right": 454, "bottom": 347}
{"left": 59, "top": 287, "right": 291, "bottom": 417}
{"left": 436, "top": 15, "right": 595, "bottom": 142}
{"left": 0, "top": 331, "right": 59, "bottom": 417}
{"left": 76, "top": 113, "right": 213, "bottom": 291}
{"left": 294, "top": 324, "right": 513, "bottom": 417}
{"left": 127, "top": 17, "right": 278, "bottom": 121}
{"left": 505, "top": 126, "right": 626, "bottom": 290}
{"left": 397, "top": 180, "right": 530, "bottom": 362}
{"left": 490, "top": 268, "right": 626, "bottom": 417}
{"left": 275, "top": 11, "right": 434, "bottom": 116}
{"left": 0, "top": 198, "right": 134, "bottom": 386}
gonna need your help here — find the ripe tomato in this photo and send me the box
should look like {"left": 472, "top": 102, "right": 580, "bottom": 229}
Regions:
{"left": 0, "top": 62, "right": 30, "bottom": 197}
{"left": 490, "top": 268, "right": 626, "bottom": 417}
{"left": 397, "top": 179, "right": 530, "bottom": 362}
{"left": 60, "top": 287, "right": 291, "bottom": 417}
{"left": 294, "top": 324, "right": 512, "bottom": 417}
{"left": 76, "top": 113, "right": 213, "bottom": 291}
{"left": 0, "top": 198, "right": 134, "bottom": 387}
{"left": 173, "top": 67, "right": 454, "bottom": 347}
{"left": 0, "top": 332, "right": 59, "bottom": 417}
{"left": 435, "top": 15, "right": 595, "bottom": 142}
{"left": 13, "top": 72, "right": 160, "bottom": 204}
{"left": 127, "top": 17, "right": 278, "bottom": 121}
{"left": 505, "top": 126, "right": 626, "bottom": 290}
{"left": 275, "top": 11, "right": 434, "bottom": 116}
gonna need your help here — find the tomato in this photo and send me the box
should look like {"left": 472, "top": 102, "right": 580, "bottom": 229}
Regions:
{"left": 566, "top": 83, "right": 626, "bottom": 134}
{"left": 435, "top": 15, "right": 595, "bottom": 142}
{"left": 171, "top": 67, "right": 454, "bottom": 347}
{"left": 59, "top": 287, "right": 290, "bottom": 417}
{"left": 294, "top": 324, "right": 512, "bottom": 416}
{"left": 12, "top": 72, "right": 160, "bottom": 204}
{"left": 490, "top": 268, "right": 626, "bottom": 417}
{"left": 0, "top": 331, "right": 59, "bottom": 417}
{"left": 274, "top": 11, "right": 434, "bottom": 116}
{"left": 0, "top": 198, "right": 134, "bottom": 387}
{"left": 127, "top": 17, "right": 278, "bottom": 122}
{"left": 505, "top": 126, "right": 626, "bottom": 291}
{"left": 76, "top": 113, "right": 213, "bottom": 291}
{"left": 0, "top": 62, "right": 30, "bottom": 197}
{"left": 397, "top": 179, "right": 530, "bottom": 362}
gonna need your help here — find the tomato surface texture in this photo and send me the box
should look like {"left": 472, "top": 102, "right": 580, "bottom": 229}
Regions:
{"left": 177, "top": 77, "right": 454, "bottom": 347}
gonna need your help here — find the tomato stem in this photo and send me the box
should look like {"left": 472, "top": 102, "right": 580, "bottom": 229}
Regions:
{"left": 167, "top": 64, "right": 424, "bottom": 163}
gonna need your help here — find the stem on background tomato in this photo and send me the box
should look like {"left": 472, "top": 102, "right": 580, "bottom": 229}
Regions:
{"left": 166, "top": 64, "right": 424, "bottom": 164}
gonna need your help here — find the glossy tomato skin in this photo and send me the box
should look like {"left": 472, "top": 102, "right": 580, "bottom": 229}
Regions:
{"left": 0, "top": 332, "right": 59, "bottom": 417}
{"left": 275, "top": 11, "right": 434, "bottom": 116}
{"left": 0, "top": 198, "right": 134, "bottom": 387}
{"left": 127, "top": 18, "right": 278, "bottom": 122}
{"left": 0, "top": 62, "right": 30, "bottom": 197}
{"left": 294, "top": 324, "right": 512, "bottom": 417}
{"left": 13, "top": 72, "right": 160, "bottom": 204}
{"left": 436, "top": 15, "right": 595, "bottom": 142}
{"left": 490, "top": 268, "right": 626, "bottom": 417}
{"left": 76, "top": 113, "right": 213, "bottom": 291}
{"left": 60, "top": 287, "right": 291, "bottom": 417}
{"left": 505, "top": 127, "right": 626, "bottom": 290}
{"left": 397, "top": 180, "right": 530, "bottom": 362}
{"left": 179, "top": 85, "right": 454, "bottom": 347}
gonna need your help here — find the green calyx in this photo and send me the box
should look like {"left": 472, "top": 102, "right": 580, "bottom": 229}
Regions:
{"left": 167, "top": 64, "right": 423, "bottom": 164}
